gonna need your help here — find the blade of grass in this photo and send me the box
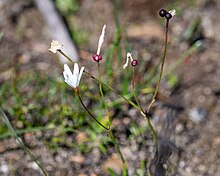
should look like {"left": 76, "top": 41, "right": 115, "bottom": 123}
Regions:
{"left": 0, "top": 106, "right": 47, "bottom": 176}
{"left": 0, "top": 125, "right": 79, "bottom": 140}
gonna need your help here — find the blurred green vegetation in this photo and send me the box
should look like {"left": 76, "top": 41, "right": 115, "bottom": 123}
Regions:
{"left": 55, "top": 0, "right": 80, "bottom": 14}
{"left": 55, "top": 0, "right": 89, "bottom": 47}
{"left": 0, "top": 70, "right": 100, "bottom": 147}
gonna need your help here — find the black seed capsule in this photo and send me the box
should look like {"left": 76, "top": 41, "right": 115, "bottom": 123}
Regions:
{"left": 165, "top": 12, "right": 172, "bottom": 20}
{"left": 131, "top": 60, "right": 138, "bottom": 66}
{"left": 159, "top": 9, "right": 167, "bottom": 17}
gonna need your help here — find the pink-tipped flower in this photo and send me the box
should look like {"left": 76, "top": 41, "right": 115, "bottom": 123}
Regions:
{"left": 123, "top": 53, "right": 133, "bottom": 69}
{"left": 49, "top": 40, "right": 63, "bottom": 53}
{"left": 63, "top": 63, "right": 84, "bottom": 95}
{"left": 93, "top": 25, "right": 106, "bottom": 62}
{"left": 123, "top": 52, "right": 138, "bottom": 68}
{"left": 131, "top": 60, "right": 138, "bottom": 66}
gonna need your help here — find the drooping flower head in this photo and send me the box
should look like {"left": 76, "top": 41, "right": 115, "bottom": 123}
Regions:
{"left": 123, "top": 52, "right": 138, "bottom": 69}
{"left": 49, "top": 40, "right": 63, "bottom": 53}
{"left": 159, "top": 9, "right": 176, "bottom": 20}
{"left": 93, "top": 25, "right": 106, "bottom": 62}
{"left": 63, "top": 63, "right": 84, "bottom": 95}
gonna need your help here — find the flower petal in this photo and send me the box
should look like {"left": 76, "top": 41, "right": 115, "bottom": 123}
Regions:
{"left": 63, "top": 64, "right": 75, "bottom": 88}
{"left": 77, "top": 66, "right": 84, "bottom": 86}
{"left": 49, "top": 40, "right": 63, "bottom": 53}
{"left": 72, "top": 63, "right": 79, "bottom": 88}
{"left": 63, "top": 71, "right": 74, "bottom": 88}
{"left": 64, "top": 64, "right": 73, "bottom": 78}
{"left": 123, "top": 52, "right": 133, "bottom": 69}
{"left": 96, "top": 24, "right": 106, "bottom": 55}
{"left": 168, "top": 9, "right": 176, "bottom": 17}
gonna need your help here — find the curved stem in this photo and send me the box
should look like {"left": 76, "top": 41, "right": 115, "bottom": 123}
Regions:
{"left": 78, "top": 92, "right": 126, "bottom": 166}
{"left": 78, "top": 94, "right": 109, "bottom": 130}
{"left": 147, "top": 20, "right": 169, "bottom": 113}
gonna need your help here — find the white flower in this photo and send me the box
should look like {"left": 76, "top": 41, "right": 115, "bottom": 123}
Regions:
{"left": 96, "top": 24, "right": 106, "bottom": 55}
{"left": 49, "top": 40, "right": 63, "bottom": 53}
{"left": 168, "top": 9, "right": 176, "bottom": 17}
{"left": 63, "top": 63, "right": 84, "bottom": 88}
{"left": 123, "top": 52, "right": 134, "bottom": 69}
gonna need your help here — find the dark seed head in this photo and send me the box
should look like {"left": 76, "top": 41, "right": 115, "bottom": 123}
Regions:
{"left": 93, "top": 53, "right": 102, "bottom": 62}
{"left": 165, "top": 12, "right": 172, "bottom": 20}
{"left": 159, "top": 9, "right": 167, "bottom": 17}
{"left": 131, "top": 59, "right": 138, "bottom": 66}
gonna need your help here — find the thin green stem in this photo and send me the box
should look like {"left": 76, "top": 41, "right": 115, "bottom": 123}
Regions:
{"left": 0, "top": 107, "right": 48, "bottom": 176}
{"left": 77, "top": 94, "right": 109, "bottom": 130}
{"left": 78, "top": 92, "right": 126, "bottom": 166}
{"left": 132, "top": 67, "right": 144, "bottom": 112}
{"left": 144, "top": 113, "right": 158, "bottom": 147}
{"left": 131, "top": 67, "right": 157, "bottom": 146}
{"left": 97, "top": 62, "right": 126, "bottom": 170}
{"left": 58, "top": 50, "right": 72, "bottom": 62}
{"left": 108, "top": 130, "right": 126, "bottom": 164}
{"left": 147, "top": 20, "right": 169, "bottom": 113}
{"left": 97, "top": 62, "right": 111, "bottom": 125}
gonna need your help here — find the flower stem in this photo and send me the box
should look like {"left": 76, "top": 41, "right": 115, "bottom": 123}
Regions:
{"left": 131, "top": 67, "right": 158, "bottom": 146}
{"left": 97, "top": 62, "right": 126, "bottom": 170}
{"left": 78, "top": 93, "right": 126, "bottom": 167}
{"left": 77, "top": 94, "right": 109, "bottom": 130}
{"left": 144, "top": 112, "right": 158, "bottom": 147}
{"left": 108, "top": 130, "right": 126, "bottom": 165}
{"left": 147, "top": 20, "right": 169, "bottom": 113}
{"left": 132, "top": 67, "right": 144, "bottom": 112}
{"left": 97, "top": 62, "right": 111, "bottom": 125}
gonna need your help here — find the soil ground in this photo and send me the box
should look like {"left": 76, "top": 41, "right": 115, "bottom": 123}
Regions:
{"left": 0, "top": 0, "right": 220, "bottom": 175}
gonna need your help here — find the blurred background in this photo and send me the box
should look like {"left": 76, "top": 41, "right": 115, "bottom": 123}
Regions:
{"left": 0, "top": 0, "right": 220, "bottom": 175}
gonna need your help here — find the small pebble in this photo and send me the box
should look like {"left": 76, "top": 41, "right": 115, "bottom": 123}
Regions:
{"left": 179, "top": 161, "right": 185, "bottom": 168}
{"left": 0, "top": 163, "right": 9, "bottom": 174}
{"left": 188, "top": 107, "right": 207, "bottom": 122}
{"left": 175, "top": 123, "right": 184, "bottom": 133}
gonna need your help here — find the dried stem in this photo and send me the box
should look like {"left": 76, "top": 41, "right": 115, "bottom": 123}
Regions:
{"left": 147, "top": 20, "right": 169, "bottom": 113}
